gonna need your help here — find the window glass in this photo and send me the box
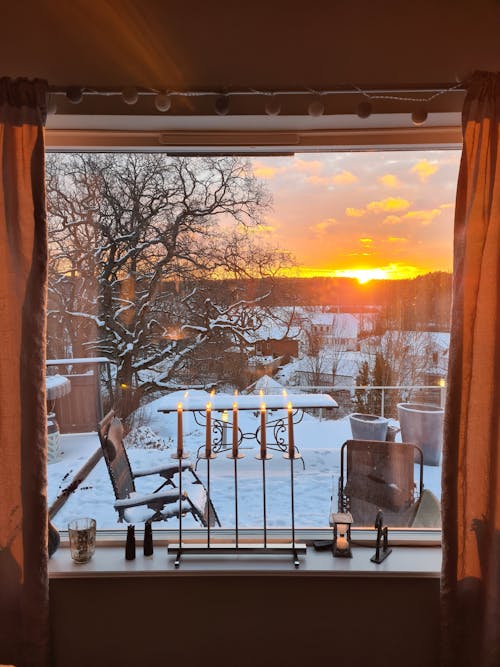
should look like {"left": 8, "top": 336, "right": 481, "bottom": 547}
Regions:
{"left": 46, "top": 150, "right": 459, "bottom": 531}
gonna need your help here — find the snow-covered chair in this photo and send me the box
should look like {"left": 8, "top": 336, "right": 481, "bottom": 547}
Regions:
{"left": 98, "top": 410, "right": 220, "bottom": 527}
{"left": 336, "top": 439, "right": 424, "bottom": 527}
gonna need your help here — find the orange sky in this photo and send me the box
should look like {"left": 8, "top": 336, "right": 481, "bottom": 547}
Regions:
{"left": 247, "top": 150, "right": 460, "bottom": 281}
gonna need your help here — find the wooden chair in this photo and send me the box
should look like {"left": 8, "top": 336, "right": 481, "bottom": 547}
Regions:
{"left": 337, "top": 439, "right": 424, "bottom": 527}
{"left": 98, "top": 410, "right": 220, "bottom": 527}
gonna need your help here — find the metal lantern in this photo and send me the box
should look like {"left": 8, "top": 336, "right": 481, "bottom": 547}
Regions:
{"left": 331, "top": 511, "right": 353, "bottom": 558}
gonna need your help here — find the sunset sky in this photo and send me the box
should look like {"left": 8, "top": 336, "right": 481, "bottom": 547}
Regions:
{"left": 248, "top": 149, "right": 460, "bottom": 281}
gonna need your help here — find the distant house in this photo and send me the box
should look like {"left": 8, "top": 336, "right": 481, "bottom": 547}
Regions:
{"left": 255, "top": 337, "right": 299, "bottom": 358}
{"left": 307, "top": 312, "right": 359, "bottom": 351}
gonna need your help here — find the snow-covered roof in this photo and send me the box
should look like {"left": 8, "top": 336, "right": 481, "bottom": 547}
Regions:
{"left": 246, "top": 374, "right": 284, "bottom": 394}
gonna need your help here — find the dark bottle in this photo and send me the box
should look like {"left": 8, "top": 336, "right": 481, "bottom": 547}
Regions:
{"left": 125, "top": 525, "right": 136, "bottom": 560}
{"left": 144, "top": 520, "right": 153, "bottom": 557}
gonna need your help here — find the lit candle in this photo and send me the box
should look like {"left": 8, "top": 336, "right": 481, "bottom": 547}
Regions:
{"left": 177, "top": 402, "right": 183, "bottom": 458}
{"left": 260, "top": 403, "right": 267, "bottom": 458}
{"left": 287, "top": 401, "right": 295, "bottom": 458}
{"left": 206, "top": 402, "right": 212, "bottom": 457}
{"left": 232, "top": 402, "right": 238, "bottom": 458}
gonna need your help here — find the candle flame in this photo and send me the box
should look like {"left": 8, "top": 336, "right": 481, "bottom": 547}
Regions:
{"left": 260, "top": 402, "right": 266, "bottom": 412}
{"left": 287, "top": 401, "right": 293, "bottom": 411}
{"left": 206, "top": 402, "right": 212, "bottom": 411}
{"left": 177, "top": 402, "right": 183, "bottom": 411}
{"left": 282, "top": 389, "right": 287, "bottom": 397}
{"left": 210, "top": 388, "right": 215, "bottom": 397}
{"left": 221, "top": 410, "right": 229, "bottom": 422}
{"left": 184, "top": 391, "right": 189, "bottom": 398}
{"left": 234, "top": 389, "right": 238, "bottom": 396}
{"left": 233, "top": 402, "right": 238, "bottom": 410}
{"left": 259, "top": 389, "right": 264, "bottom": 396}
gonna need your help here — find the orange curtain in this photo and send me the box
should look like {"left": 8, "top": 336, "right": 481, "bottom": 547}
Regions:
{"left": 0, "top": 78, "right": 49, "bottom": 666}
{"left": 442, "top": 71, "right": 500, "bottom": 667}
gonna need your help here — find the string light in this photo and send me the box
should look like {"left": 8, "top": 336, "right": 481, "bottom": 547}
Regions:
{"left": 307, "top": 96, "right": 325, "bottom": 117}
{"left": 122, "top": 86, "right": 138, "bottom": 105}
{"left": 154, "top": 91, "right": 172, "bottom": 112}
{"left": 45, "top": 81, "right": 465, "bottom": 120}
{"left": 214, "top": 94, "right": 229, "bottom": 115}
{"left": 264, "top": 94, "right": 281, "bottom": 116}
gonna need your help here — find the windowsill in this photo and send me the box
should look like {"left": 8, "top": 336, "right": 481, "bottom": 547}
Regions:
{"left": 49, "top": 543, "right": 441, "bottom": 579}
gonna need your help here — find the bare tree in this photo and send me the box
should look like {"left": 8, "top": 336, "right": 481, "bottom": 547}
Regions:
{"left": 46, "top": 153, "right": 290, "bottom": 412}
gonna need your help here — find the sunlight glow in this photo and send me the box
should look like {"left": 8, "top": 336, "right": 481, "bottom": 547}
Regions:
{"left": 332, "top": 268, "right": 389, "bottom": 284}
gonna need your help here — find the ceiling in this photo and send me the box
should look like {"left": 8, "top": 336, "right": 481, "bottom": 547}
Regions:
{"left": 2, "top": 0, "right": 499, "bottom": 140}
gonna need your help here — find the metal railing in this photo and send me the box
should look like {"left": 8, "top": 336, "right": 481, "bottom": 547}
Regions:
{"left": 288, "top": 384, "right": 446, "bottom": 419}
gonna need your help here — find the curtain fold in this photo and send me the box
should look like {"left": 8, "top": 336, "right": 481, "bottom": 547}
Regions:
{"left": 0, "top": 78, "right": 49, "bottom": 667}
{"left": 442, "top": 71, "right": 500, "bottom": 667}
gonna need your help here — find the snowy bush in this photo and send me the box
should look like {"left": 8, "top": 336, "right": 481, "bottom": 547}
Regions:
{"left": 124, "top": 425, "right": 173, "bottom": 451}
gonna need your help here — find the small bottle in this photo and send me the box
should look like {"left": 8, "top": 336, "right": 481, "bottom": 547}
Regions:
{"left": 144, "top": 520, "right": 153, "bottom": 558}
{"left": 125, "top": 525, "right": 136, "bottom": 560}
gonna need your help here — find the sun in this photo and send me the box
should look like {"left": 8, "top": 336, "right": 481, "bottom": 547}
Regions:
{"left": 333, "top": 268, "right": 389, "bottom": 284}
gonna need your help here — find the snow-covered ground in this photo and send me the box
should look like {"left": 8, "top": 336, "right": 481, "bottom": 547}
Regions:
{"left": 48, "top": 391, "right": 442, "bottom": 531}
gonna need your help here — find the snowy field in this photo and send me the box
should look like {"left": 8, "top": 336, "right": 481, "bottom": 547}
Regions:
{"left": 48, "top": 391, "right": 442, "bottom": 531}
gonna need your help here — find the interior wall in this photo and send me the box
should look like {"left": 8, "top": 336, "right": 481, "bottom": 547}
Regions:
{"left": 50, "top": 576, "right": 440, "bottom": 667}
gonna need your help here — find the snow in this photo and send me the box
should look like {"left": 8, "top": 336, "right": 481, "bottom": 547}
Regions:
{"left": 156, "top": 391, "right": 338, "bottom": 411}
{"left": 48, "top": 398, "right": 442, "bottom": 531}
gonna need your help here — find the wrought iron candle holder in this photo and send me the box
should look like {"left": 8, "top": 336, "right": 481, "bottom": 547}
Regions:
{"left": 171, "top": 403, "right": 306, "bottom": 568}
{"left": 370, "top": 510, "right": 392, "bottom": 564}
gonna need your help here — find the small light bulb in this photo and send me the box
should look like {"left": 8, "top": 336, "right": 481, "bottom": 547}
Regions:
{"left": 411, "top": 108, "right": 428, "bottom": 126}
{"left": 214, "top": 94, "right": 229, "bottom": 116}
{"left": 122, "top": 86, "right": 138, "bottom": 105}
{"left": 308, "top": 97, "right": 325, "bottom": 117}
{"left": 357, "top": 101, "right": 372, "bottom": 119}
{"left": 265, "top": 94, "right": 281, "bottom": 116}
{"left": 155, "top": 91, "right": 172, "bottom": 112}
{"left": 66, "top": 86, "right": 83, "bottom": 104}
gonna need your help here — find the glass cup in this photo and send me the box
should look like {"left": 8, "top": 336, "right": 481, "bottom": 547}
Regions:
{"left": 68, "top": 518, "right": 96, "bottom": 563}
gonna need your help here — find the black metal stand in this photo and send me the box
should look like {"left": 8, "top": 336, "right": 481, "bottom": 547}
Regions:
{"left": 171, "top": 451, "right": 190, "bottom": 568}
{"left": 171, "top": 414, "right": 306, "bottom": 567}
{"left": 370, "top": 510, "right": 392, "bottom": 564}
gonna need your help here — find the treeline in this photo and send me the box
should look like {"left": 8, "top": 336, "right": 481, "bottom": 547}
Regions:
{"left": 161, "top": 272, "right": 452, "bottom": 331}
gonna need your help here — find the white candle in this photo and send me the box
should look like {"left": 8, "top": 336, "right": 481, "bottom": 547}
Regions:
{"left": 232, "top": 402, "right": 238, "bottom": 458}
{"left": 287, "top": 402, "right": 295, "bottom": 458}
{"left": 205, "top": 402, "right": 212, "bottom": 457}
{"left": 177, "top": 403, "right": 183, "bottom": 458}
{"left": 260, "top": 403, "right": 266, "bottom": 458}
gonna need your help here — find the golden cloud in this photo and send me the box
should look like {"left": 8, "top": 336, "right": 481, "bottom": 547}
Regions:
{"left": 410, "top": 159, "right": 439, "bottom": 183}
{"left": 253, "top": 164, "right": 282, "bottom": 179}
{"left": 387, "top": 236, "right": 409, "bottom": 243}
{"left": 345, "top": 207, "right": 366, "bottom": 217}
{"left": 402, "top": 208, "right": 442, "bottom": 224}
{"left": 293, "top": 158, "right": 323, "bottom": 174}
{"left": 359, "top": 237, "right": 373, "bottom": 246}
{"left": 439, "top": 202, "right": 454, "bottom": 209}
{"left": 379, "top": 174, "right": 400, "bottom": 187}
{"left": 366, "top": 197, "right": 411, "bottom": 213}
{"left": 332, "top": 170, "right": 358, "bottom": 184}
{"left": 313, "top": 218, "right": 338, "bottom": 234}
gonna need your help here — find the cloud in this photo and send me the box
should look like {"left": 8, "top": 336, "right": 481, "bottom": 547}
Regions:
{"left": 439, "top": 202, "right": 454, "bottom": 209}
{"left": 359, "top": 237, "right": 373, "bottom": 246}
{"left": 293, "top": 158, "right": 323, "bottom": 174}
{"left": 382, "top": 215, "right": 403, "bottom": 225}
{"left": 345, "top": 207, "right": 366, "bottom": 217}
{"left": 379, "top": 174, "right": 401, "bottom": 187}
{"left": 253, "top": 163, "right": 283, "bottom": 179}
{"left": 366, "top": 197, "right": 411, "bottom": 213}
{"left": 387, "top": 236, "right": 409, "bottom": 243}
{"left": 332, "top": 170, "right": 358, "bottom": 184}
{"left": 313, "top": 218, "right": 338, "bottom": 234}
{"left": 410, "top": 159, "right": 439, "bottom": 182}
{"left": 402, "top": 208, "right": 442, "bottom": 225}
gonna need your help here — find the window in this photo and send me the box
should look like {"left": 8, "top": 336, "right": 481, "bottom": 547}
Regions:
{"left": 46, "top": 149, "right": 459, "bottom": 533}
